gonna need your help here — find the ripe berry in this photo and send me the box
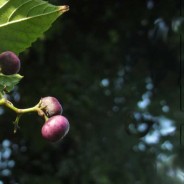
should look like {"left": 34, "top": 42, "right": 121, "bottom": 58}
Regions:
{"left": 0, "top": 51, "right": 21, "bottom": 75}
{"left": 41, "top": 115, "right": 69, "bottom": 142}
{"left": 40, "top": 96, "right": 63, "bottom": 117}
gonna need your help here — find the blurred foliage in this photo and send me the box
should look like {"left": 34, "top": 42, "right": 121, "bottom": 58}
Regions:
{"left": 0, "top": 0, "right": 184, "bottom": 183}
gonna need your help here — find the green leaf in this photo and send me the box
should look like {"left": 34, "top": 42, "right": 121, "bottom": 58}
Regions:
{"left": 0, "top": 73, "right": 23, "bottom": 93}
{"left": 0, "top": 0, "right": 69, "bottom": 54}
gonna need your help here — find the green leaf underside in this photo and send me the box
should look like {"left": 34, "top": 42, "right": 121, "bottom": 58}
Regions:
{"left": 0, "top": 73, "right": 23, "bottom": 92}
{"left": 0, "top": 0, "right": 68, "bottom": 54}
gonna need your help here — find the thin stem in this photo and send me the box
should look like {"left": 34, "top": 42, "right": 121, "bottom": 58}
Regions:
{"left": 0, "top": 97, "right": 49, "bottom": 133}
{"left": 0, "top": 97, "right": 46, "bottom": 116}
{"left": 13, "top": 114, "right": 22, "bottom": 133}
{"left": 0, "top": 94, "right": 48, "bottom": 133}
{"left": 3, "top": 99, "right": 39, "bottom": 114}
{"left": 5, "top": 102, "right": 38, "bottom": 114}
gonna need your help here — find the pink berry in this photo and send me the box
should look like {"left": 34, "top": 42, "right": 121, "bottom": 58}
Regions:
{"left": 41, "top": 96, "right": 63, "bottom": 117}
{"left": 41, "top": 115, "right": 69, "bottom": 142}
{"left": 0, "top": 51, "right": 21, "bottom": 75}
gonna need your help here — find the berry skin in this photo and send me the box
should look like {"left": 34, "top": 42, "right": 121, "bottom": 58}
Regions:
{"left": 41, "top": 115, "right": 69, "bottom": 142}
{"left": 40, "top": 96, "right": 63, "bottom": 117}
{"left": 0, "top": 51, "right": 21, "bottom": 75}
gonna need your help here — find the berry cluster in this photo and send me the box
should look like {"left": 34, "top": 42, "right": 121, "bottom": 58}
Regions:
{"left": 0, "top": 51, "right": 70, "bottom": 143}
{"left": 40, "top": 97, "right": 69, "bottom": 142}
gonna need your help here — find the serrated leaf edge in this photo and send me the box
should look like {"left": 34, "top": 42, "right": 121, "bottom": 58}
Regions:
{"left": 0, "top": 5, "right": 69, "bottom": 28}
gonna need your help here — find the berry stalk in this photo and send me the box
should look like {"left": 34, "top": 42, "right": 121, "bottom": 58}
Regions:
{"left": 0, "top": 97, "right": 47, "bottom": 119}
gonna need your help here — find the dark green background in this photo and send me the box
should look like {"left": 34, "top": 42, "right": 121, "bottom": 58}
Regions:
{"left": 0, "top": 0, "right": 184, "bottom": 183}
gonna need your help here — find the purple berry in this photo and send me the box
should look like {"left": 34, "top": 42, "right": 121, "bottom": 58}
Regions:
{"left": 0, "top": 51, "right": 21, "bottom": 75}
{"left": 41, "top": 115, "right": 70, "bottom": 142}
{"left": 40, "top": 96, "right": 63, "bottom": 117}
